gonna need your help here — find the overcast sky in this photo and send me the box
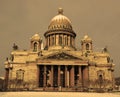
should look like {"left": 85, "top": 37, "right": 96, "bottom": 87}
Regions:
{"left": 0, "top": 0, "right": 120, "bottom": 77}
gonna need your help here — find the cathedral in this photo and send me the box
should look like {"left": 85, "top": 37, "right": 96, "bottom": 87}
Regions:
{"left": 4, "top": 8, "right": 115, "bottom": 91}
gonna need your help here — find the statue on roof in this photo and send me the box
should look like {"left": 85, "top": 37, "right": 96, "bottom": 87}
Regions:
{"left": 13, "top": 43, "right": 18, "bottom": 50}
{"left": 102, "top": 46, "right": 108, "bottom": 53}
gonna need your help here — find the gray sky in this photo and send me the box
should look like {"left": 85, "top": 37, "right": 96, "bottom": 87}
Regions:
{"left": 0, "top": 0, "right": 120, "bottom": 77}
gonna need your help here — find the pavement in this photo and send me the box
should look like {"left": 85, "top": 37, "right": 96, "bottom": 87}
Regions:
{"left": 0, "top": 92, "right": 120, "bottom": 97}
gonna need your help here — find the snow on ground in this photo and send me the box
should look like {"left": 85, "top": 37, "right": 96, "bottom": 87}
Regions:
{"left": 0, "top": 92, "right": 120, "bottom": 97}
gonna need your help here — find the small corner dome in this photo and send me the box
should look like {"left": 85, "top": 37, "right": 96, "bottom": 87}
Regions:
{"left": 83, "top": 35, "right": 92, "bottom": 41}
{"left": 31, "top": 33, "right": 40, "bottom": 41}
{"left": 48, "top": 8, "right": 73, "bottom": 31}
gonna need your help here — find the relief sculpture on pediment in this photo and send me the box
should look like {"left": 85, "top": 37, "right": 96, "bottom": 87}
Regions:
{"left": 46, "top": 52, "right": 80, "bottom": 60}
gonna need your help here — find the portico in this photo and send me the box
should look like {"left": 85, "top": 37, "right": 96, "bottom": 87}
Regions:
{"left": 37, "top": 58, "right": 89, "bottom": 90}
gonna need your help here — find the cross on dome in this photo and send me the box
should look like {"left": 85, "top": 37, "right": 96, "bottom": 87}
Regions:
{"left": 58, "top": 8, "right": 63, "bottom": 14}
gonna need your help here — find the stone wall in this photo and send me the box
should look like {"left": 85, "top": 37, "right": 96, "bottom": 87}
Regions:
{"left": 89, "top": 65, "right": 113, "bottom": 90}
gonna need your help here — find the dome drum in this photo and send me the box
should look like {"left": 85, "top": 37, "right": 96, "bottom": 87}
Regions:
{"left": 44, "top": 30, "right": 76, "bottom": 38}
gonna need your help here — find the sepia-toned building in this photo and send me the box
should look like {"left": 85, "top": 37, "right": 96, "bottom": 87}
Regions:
{"left": 4, "top": 8, "right": 115, "bottom": 91}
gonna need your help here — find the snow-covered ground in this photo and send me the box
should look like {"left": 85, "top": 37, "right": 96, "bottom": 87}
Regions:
{"left": 0, "top": 92, "right": 120, "bottom": 97}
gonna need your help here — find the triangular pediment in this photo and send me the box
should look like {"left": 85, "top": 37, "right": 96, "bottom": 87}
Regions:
{"left": 44, "top": 52, "right": 82, "bottom": 60}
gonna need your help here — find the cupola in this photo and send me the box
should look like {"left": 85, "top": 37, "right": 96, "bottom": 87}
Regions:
{"left": 30, "top": 33, "right": 42, "bottom": 52}
{"left": 44, "top": 8, "right": 76, "bottom": 51}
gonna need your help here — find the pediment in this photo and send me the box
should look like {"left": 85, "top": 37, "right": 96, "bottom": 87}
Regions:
{"left": 44, "top": 52, "right": 81, "bottom": 60}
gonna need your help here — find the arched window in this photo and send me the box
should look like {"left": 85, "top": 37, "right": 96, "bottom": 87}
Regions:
{"left": 107, "top": 57, "right": 110, "bottom": 63}
{"left": 33, "top": 42, "right": 37, "bottom": 52}
{"left": 99, "top": 75, "right": 103, "bottom": 80}
{"left": 97, "top": 70, "right": 104, "bottom": 85}
{"left": 59, "top": 36, "right": 62, "bottom": 45}
{"left": 86, "top": 43, "right": 89, "bottom": 50}
{"left": 99, "top": 75, "right": 103, "bottom": 85}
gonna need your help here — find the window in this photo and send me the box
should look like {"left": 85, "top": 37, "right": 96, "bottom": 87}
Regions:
{"left": 107, "top": 57, "right": 110, "bottom": 63}
{"left": 59, "top": 36, "right": 62, "bottom": 45}
{"left": 33, "top": 42, "right": 37, "bottom": 51}
{"left": 99, "top": 75, "right": 103, "bottom": 85}
{"left": 52, "top": 36, "right": 54, "bottom": 45}
{"left": 86, "top": 43, "right": 89, "bottom": 50}
{"left": 99, "top": 75, "right": 103, "bottom": 81}
{"left": 97, "top": 70, "right": 104, "bottom": 86}
{"left": 65, "top": 37, "right": 67, "bottom": 45}
{"left": 97, "top": 70, "right": 104, "bottom": 81}
{"left": 16, "top": 69, "right": 25, "bottom": 80}
{"left": 70, "top": 36, "right": 72, "bottom": 46}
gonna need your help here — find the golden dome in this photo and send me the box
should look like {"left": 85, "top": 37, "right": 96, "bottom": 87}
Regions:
{"left": 48, "top": 8, "right": 72, "bottom": 31}
{"left": 31, "top": 33, "right": 40, "bottom": 41}
{"left": 82, "top": 35, "right": 92, "bottom": 41}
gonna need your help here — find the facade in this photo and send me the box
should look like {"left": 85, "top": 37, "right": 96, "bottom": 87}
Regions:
{"left": 4, "top": 8, "right": 115, "bottom": 91}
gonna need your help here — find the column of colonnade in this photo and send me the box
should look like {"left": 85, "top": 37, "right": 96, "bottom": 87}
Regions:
{"left": 82, "top": 66, "right": 89, "bottom": 87}
{"left": 51, "top": 65, "right": 53, "bottom": 87}
{"left": 46, "top": 34, "right": 75, "bottom": 48}
{"left": 79, "top": 66, "right": 82, "bottom": 86}
{"left": 65, "top": 66, "right": 68, "bottom": 87}
{"left": 58, "top": 65, "right": 61, "bottom": 86}
{"left": 40, "top": 65, "right": 87, "bottom": 89}
{"left": 43, "top": 65, "right": 47, "bottom": 87}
